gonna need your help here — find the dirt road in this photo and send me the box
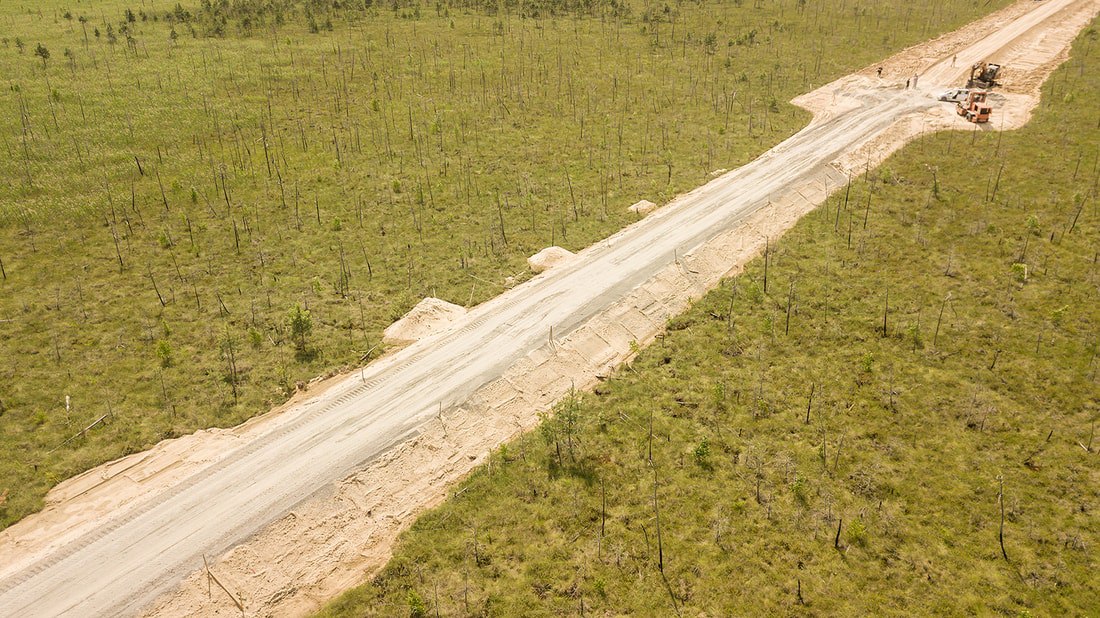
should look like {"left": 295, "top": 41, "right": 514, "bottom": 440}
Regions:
{"left": 1, "top": 0, "right": 1096, "bottom": 615}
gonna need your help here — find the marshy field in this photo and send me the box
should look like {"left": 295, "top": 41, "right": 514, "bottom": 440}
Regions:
{"left": 0, "top": 0, "right": 1015, "bottom": 527}
{"left": 323, "top": 17, "right": 1100, "bottom": 616}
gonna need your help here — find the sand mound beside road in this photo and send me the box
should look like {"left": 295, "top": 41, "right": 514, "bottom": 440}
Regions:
{"left": 628, "top": 199, "right": 658, "bottom": 215}
{"left": 527, "top": 246, "right": 575, "bottom": 273}
{"left": 382, "top": 298, "right": 467, "bottom": 344}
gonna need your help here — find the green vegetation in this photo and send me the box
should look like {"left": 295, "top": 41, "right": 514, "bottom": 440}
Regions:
{"left": 0, "top": 0, "right": 1013, "bottom": 528}
{"left": 320, "top": 23, "right": 1100, "bottom": 617}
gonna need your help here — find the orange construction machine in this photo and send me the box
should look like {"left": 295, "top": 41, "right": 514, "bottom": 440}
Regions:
{"left": 957, "top": 90, "right": 992, "bottom": 123}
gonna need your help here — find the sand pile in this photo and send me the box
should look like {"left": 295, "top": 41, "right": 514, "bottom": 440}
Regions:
{"left": 382, "top": 298, "right": 466, "bottom": 345}
{"left": 527, "top": 246, "right": 575, "bottom": 274}
{"left": 628, "top": 199, "right": 658, "bottom": 215}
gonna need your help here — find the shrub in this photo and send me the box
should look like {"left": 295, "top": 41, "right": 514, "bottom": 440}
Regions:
{"left": 155, "top": 339, "right": 173, "bottom": 368}
{"left": 848, "top": 519, "right": 868, "bottom": 547}
{"left": 693, "top": 438, "right": 711, "bottom": 469}
{"left": 405, "top": 589, "right": 427, "bottom": 617}
{"left": 287, "top": 305, "right": 313, "bottom": 352}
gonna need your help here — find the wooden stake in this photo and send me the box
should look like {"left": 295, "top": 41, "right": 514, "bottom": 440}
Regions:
{"left": 203, "top": 554, "right": 244, "bottom": 614}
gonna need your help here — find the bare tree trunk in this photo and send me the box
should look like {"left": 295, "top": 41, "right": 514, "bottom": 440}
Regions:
{"left": 998, "top": 477, "right": 1009, "bottom": 561}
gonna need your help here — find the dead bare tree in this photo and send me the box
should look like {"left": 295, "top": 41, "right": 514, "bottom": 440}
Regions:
{"left": 998, "top": 476, "right": 1009, "bottom": 561}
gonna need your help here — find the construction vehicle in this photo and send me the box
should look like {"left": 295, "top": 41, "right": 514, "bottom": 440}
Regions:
{"left": 966, "top": 62, "right": 1001, "bottom": 89}
{"left": 956, "top": 90, "right": 992, "bottom": 123}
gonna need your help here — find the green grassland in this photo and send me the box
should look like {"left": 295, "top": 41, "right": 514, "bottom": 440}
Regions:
{"left": 319, "top": 22, "right": 1100, "bottom": 618}
{"left": 0, "top": 0, "right": 1015, "bottom": 527}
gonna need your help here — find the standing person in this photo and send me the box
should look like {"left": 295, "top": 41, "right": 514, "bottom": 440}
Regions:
{"left": 912, "top": 74, "right": 919, "bottom": 88}
{"left": 877, "top": 66, "right": 883, "bottom": 77}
